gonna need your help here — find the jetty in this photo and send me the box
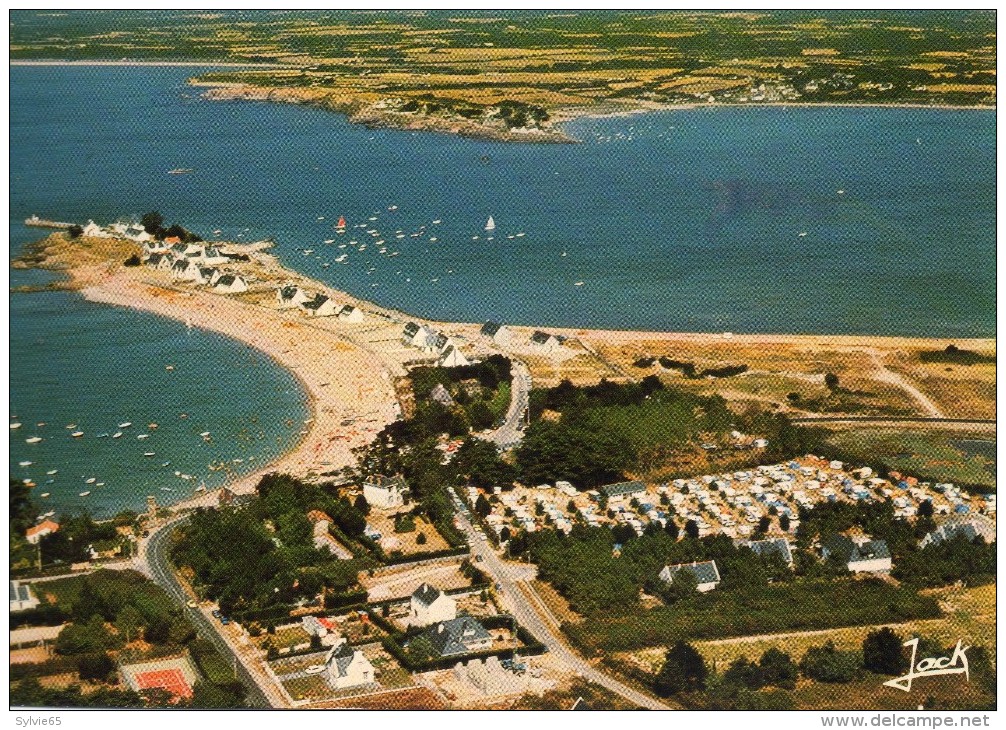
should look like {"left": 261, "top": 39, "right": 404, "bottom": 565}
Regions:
{"left": 24, "top": 215, "right": 73, "bottom": 229}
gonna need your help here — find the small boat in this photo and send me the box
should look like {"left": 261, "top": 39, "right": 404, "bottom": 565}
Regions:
{"left": 324, "top": 239, "right": 335, "bottom": 244}
{"left": 317, "top": 216, "right": 325, "bottom": 220}
{"left": 574, "top": 281, "right": 584, "bottom": 287}
{"left": 45, "top": 479, "right": 54, "bottom": 484}
{"left": 149, "top": 423, "right": 158, "bottom": 429}
{"left": 26, "top": 437, "right": 42, "bottom": 444}
{"left": 195, "top": 483, "right": 207, "bottom": 492}
{"left": 36, "top": 422, "right": 45, "bottom": 427}
{"left": 119, "top": 422, "right": 132, "bottom": 428}
{"left": 144, "top": 452, "right": 156, "bottom": 457}
{"left": 22, "top": 479, "right": 33, "bottom": 485}
{"left": 96, "top": 482, "right": 105, "bottom": 487}
{"left": 161, "top": 487, "right": 175, "bottom": 492}
{"left": 166, "top": 364, "right": 175, "bottom": 371}
{"left": 485, "top": 216, "right": 496, "bottom": 231}
{"left": 233, "top": 458, "right": 243, "bottom": 463}
{"left": 40, "top": 493, "right": 50, "bottom": 498}
{"left": 515, "top": 232, "right": 526, "bottom": 237}
{"left": 112, "top": 432, "right": 123, "bottom": 439}
{"left": 337, "top": 216, "right": 347, "bottom": 228}
{"left": 561, "top": 251, "right": 567, "bottom": 257}
{"left": 137, "top": 434, "right": 150, "bottom": 440}
{"left": 10, "top": 422, "right": 21, "bottom": 430}
{"left": 432, "top": 219, "right": 442, "bottom": 224}
{"left": 388, "top": 205, "right": 398, "bottom": 211}
{"left": 46, "top": 469, "right": 58, "bottom": 475}
{"left": 429, "top": 237, "right": 438, "bottom": 242}
{"left": 798, "top": 232, "right": 808, "bottom": 237}
{"left": 19, "top": 460, "right": 32, "bottom": 467}
{"left": 85, "top": 478, "right": 96, "bottom": 484}
{"left": 168, "top": 168, "right": 193, "bottom": 175}
{"left": 162, "top": 461, "right": 171, "bottom": 467}
{"left": 200, "top": 431, "right": 211, "bottom": 437}
{"left": 97, "top": 433, "right": 109, "bottom": 438}
{"left": 66, "top": 424, "right": 77, "bottom": 429}
{"left": 368, "top": 216, "right": 378, "bottom": 221}
{"left": 71, "top": 431, "right": 84, "bottom": 438}
{"left": 837, "top": 189, "right": 845, "bottom": 195}
{"left": 174, "top": 470, "right": 181, "bottom": 476}
{"left": 79, "top": 491, "right": 91, "bottom": 497}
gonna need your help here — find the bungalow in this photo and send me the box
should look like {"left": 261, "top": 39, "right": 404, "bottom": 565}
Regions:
{"left": 529, "top": 330, "right": 562, "bottom": 354}
{"left": 302, "top": 614, "right": 339, "bottom": 638}
{"left": 301, "top": 294, "right": 339, "bottom": 317}
{"left": 26, "top": 519, "right": 60, "bottom": 545}
{"left": 193, "top": 267, "right": 220, "bottom": 287}
{"left": 421, "top": 616, "right": 493, "bottom": 658}
{"left": 480, "top": 321, "right": 512, "bottom": 347}
{"left": 362, "top": 474, "right": 408, "bottom": 509}
{"left": 822, "top": 535, "right": 892, "bottom": 573}
{"left": 599, "top": 481, "right": 646, "bottom": 500}
{"left": 338, "top": 304, "right": 364, "bottom": 324}
{"left": 919, "top": 515, "right": 996, "bottom": 549}
{"left": 438, "top": 345, "right": 470, "bottom": 368}
{"left": 325, "top": 640, "right": 376, "bottom": 690}
{"left": 276, "top": 285, "right": 310, "bottom": 310}
{"left": 740, "top": 537, "right": 795, "bottom": 567}
{"left": 144, "top": 253, "right": 166, "bottom": 270}
{"left": 142, "top": 239, "right": 170, "bottom": 256}
{"left": 153, "top": 254, "right": 176, "bottom": 272}
{"left": 201, "top": 246, "right": 228, "bottom": 265}
{"left": 410, "top": 583, "right": 457, "bottom": 626}
{"left": 82, "top": 220, "right": 113, "bottom": 238}
{"left": 170, "top": 242, "right": 203, "bottom": 259}
{"left": 10, "top": 581, "right": 40, "bottom": 613}
{"left": 171, "top": 258, "right": 198, "bottom": 281}
{"left": 658, "top": 560, "right": 722, "bottom": 592}
{"left": 433, "top": 332, "right": 457, "bottom": 355}
{"left": 212, "top": 273, "right": 249, "bottom": 294}
{"left": 121, "top": 224, "right": 154, "bottom": 243}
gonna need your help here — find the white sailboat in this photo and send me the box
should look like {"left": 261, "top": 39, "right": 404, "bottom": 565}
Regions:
{"left": 484, "top": 216, "right": 496, "bottom": 231}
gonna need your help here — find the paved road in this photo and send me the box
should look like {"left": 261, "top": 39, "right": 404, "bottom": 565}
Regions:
{"left": 139, "top": 514, "right": 284, "bottom": 708}
{"left": 455, "top": 511, "right": 672, "bottom": 710}
{"left": 484, "top": 359, "right": 531, "bottom": 449}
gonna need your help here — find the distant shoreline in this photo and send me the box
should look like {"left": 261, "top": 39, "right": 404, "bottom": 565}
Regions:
{"left": 10, "top": 59, "right": 286, "bottom": 68}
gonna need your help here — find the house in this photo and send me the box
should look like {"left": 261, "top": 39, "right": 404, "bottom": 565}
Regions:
{"left": 480, "top": 321, "right": 512, "bottom": 347}
{"left": 658, "top": 560, "right": 722, "bottom": 592}
{"left": 430, "top": 383, "right": 456, "bottom": 407}
{"left": 308, "top": 513, "right": 353, "bottom": 560}
{"left": 438, "top": 345, "right": 470, "bottom": 368}
{"left": 120, "top": 224, "right": 154, "bottom": 243}
{"left": 301, "top": 294, "right": 339, "bottom": 317}
{"left": 433, "top": 332, "right": 456, "bottom": 355}
{"left": 171, "top": 258, "right": 197, "bottom": 281}
{"left": 276, "top": 285, "right": 310, "bottom": 309}
{"left": 529, "top": 330, "right": 561, "bottom": 354}
{"left": 302, "top": 615, "right": 339, "bottom": 638}
{"left": 201, "top": 246, "right": 228, "bottom": 265}
{"left": 82, "top": 220, "right": 112, "bottom": 238}
{"left": 325, "top": 640, "right": 376, "bottom": 690}
{"left": 338, "top": 304, "right": 364, "bottom": 323}
{"left": 144, "top": 253, "right": 167, "bottom": 269}
{"left": 599, "top": 481, "right": 646, "bottom": 500}
{"left": 422, "top": 616, "right": 493, "bottom": 658}
{"left": 410, "top": 583, "right": 457, "bottom": 626}
{"left": 362, "top": 474, "right": 408, "bottom": 509}
{"left": 142, "top": 239, "right": 170, "bottom": 256}
{"left": 822, "top": 535, "right": 892, "bottom": 573}
{"left": 740, "top": 537, "right": 794, "bottom": 567}
{"left": 153, "top": 254, "right": 176, "bottom": 272}
{"left": 26, "top": 519, "right": 60, "bottom": 545}
{"left": 919, "top": 515, "right": 996, "bottom": 549}
{"left": 193, "top": 267, "right": 220, "bottom": 286}
{"left": 10, "top": 581, "right": 40, "bottom": 612}
{"left": 402, "top": 322, "right": 439, "bottom": 351}
{"left": 212, "top": 273, "right": 248, "bottom": 294}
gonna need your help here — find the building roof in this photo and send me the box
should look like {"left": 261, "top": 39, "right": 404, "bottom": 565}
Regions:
{"left": 480, "top": 321, "right": 503, "bottom": 336}
{"left": 403, "top": 322, "right": 421, "bottom": 338}
{"left": 662, "top": 560, "right": 721, "bottom": 586}
{"left": 26, "top": 520, "right": 60, "bottom": 538}
{"left": 339, "top": 304, "right": 359, "bottom": 315}
{"left": 10, "top": 581, "right": 34, "bottom": 604}
{"left": 920, "top": 515, "right": 996, "bottom": 549}
{"left": 171, "top": 258, "right": 189, "bottom": 271}
{"left": 412, "top": 582, "right": 445, "bottom": 607}
{"left": 530, "top": 330, "right": 555, "bottom": 344}
{"left": 424, "top": 615, "right": 491, "bottom": 657}
{"left": 742, "top": 537, "right": 794, "bottom": 566}
{"left": 198, "top": 267, "right": 217, "bottom": 278}
{"left": 147, "top": 253, "right": 165, "bottom": 266}
{"left": 434, "top": 333, "right": 451, "bottom": 350}
{"left": 302, "top": 294, "right": 330, "bottom": 310}
{"left": 325, "top": 641, "right": 357, "bottom": 678}
{"left": 823, "top": 535, "right": 891, "bottom": 564}
{"left": 599, "top": 481, "right": 646, "bottom": 498}
{"left": 215, "top": 274, "right": 239, "bottom": 287}
{"left": 430, "top": 383, "right": 455, "bottom": 406}
{"left": 365, "top": 474, "right": 406, "bottom": 492}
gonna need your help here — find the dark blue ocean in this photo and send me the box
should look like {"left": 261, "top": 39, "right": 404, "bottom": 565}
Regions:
{"left": 9, "top": 66, "right": 995, "bottom": 515}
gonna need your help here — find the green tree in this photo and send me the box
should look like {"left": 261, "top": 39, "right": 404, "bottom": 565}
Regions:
{"left": 757, "top": 516, "right": 771, "bottom": 534}
{"left": 824, "top": 373, "right": 840, "bottom": 391}
{"left": 114, "top": 605, "right": 144, "bottom": 644}
{"left": 684, "top": 519, "right": 700, "bottom": 540}
{"left": 77, "top": 652, "right": 115, "bottom": 683}
{"left": 779, "top": 514, "right": 791, "bottom": 532}
{"left": 475, "top": 494, "right": 492, "bottom": 519}
{"left": 190, "top": 681, "right": 245, "bottom": 708}
{"left": 654, "top": 641, "right": 708, "bottom": 696}
{"left": 758, "top": 648, "right": 798, "bottom": 689}
{"left": 416, "top": 532, "right": 427, "bottom": 545}
{"left": 800, "top": 642, "right": 860, "bottom": 683}
{"left": 664, "top": 519, "right": 680, "bottom": 540}
{"left": 140, "top": 211, "right": 164, "bottom": 235}
{"left": 67, "top": 224, "right": 84, "bottom": 239}
{"left": 354, "top": 494, "right": 371, "bottom": 516}
{"left": 863, "top": 628, "right": 909, "bottom": 676}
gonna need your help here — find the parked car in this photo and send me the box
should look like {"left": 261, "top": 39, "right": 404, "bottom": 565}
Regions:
{"left": 305, "top": 665, "right": 326, "bottom": 675}
{"left": 211, "top": 609, "right": 222, "bottom": 618}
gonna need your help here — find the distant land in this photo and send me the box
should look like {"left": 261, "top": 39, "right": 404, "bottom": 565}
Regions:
{"left": 10, "top": 9, "right": 996, "bottom": 142}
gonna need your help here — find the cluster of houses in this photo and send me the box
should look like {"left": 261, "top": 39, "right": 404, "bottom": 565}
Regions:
{"left": 479, "top": 321, "right": 563, "bottom": 355}
{"left": 276, "top": 284, "right": 364, "bottom": 324}
{"left": 295, "top": 614, "right": 377, "bottom": 690}
{"left": 82, "top": 219, "right": 155, "bottom": 242}
{"left": 143, "top": 240, "right": 250, "bottom": 294}
{"left": 402, "top": 322, "right": 470, "bottom": 367}
{"left": 407, "top": 583, "right": 494, "bottom": 658}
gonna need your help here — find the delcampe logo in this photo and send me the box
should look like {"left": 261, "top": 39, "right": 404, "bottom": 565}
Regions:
{"left": 883, "top": 638, "right": 970, "bottom": 692}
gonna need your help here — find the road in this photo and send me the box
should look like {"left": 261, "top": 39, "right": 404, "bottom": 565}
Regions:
{"left": 792, "top": 416, "right": 994, "bottom": 426}
{"left": 484, "top": 359, "right": 531, "bottom": 449}
{"left": 454, "top": 510, "right": 672, "bottom": 710}
{"left": 868, "top": 349, "right": 945, "bottom": 418}
{"left": 138, "top": 513, "right": 286, "bottom": 708}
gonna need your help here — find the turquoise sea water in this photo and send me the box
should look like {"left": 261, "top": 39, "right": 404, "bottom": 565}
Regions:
{"left": 9, "top": 66, "right": 995, "bottom": 515}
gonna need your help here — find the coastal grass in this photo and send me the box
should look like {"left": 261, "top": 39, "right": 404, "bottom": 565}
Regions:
{"left": 563, "top": 578, "right": 941, "bottom": 654}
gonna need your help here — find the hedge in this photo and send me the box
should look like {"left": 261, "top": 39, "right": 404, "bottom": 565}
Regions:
{"left": 10, "top": 604, "right": 69, "bottom": 629}
{"left": 384, "top": 547, "right": 469, "bottom": 566}
{"left": 9, "top": 655, "right": 79, "bottom": 681}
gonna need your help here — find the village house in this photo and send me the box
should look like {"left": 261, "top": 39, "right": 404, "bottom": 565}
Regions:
{"left": 192, "top": 267, "right": 220, "bottom": 287}
{"left": 306, "top": 510, "right": 352, "bottom": 559}
{"left": 153, "top": 254, "right": 176, "bottom": 272}
{"left": 822, "top": 534, "right": 892, "bottom": 573}
{"left": 108, "top": 221, "right": 154, "bottom": 242}
{"left": 919, "top": 514, "right": 996, "bottom": 549}
{"left": 276, "top": 285, "right": 310, "bottom": 309}
{"left": 301, "top": 614, "right": 339, "bottom": 640}
{"left": 141, "top": 239, "right": 170, "bottom": 256}
{"left": 82, "top": 220, "right": 113, "bottom": 238}
{"left": 659, "top": 560, "right": 722, "bottom": 592}
{"left": 9, "top": 581, "right": 41, "bottom": 613}
{"left": 740, "top": 537, "right": 795, "bottom": 567}
{"left": 212, "top": 273, "right": 249, "bottom": 294}
{"left": 402, "top": 322, "right": 439, "bottom": 352}
{"left": 420, "top": 615, "right": 493, "bottom": 658}
{"left": 438, "top": 345, "right": 471, "bottom": 368}
{"left": 599, "top": 481, "right": 646, "bottom": 501}
{"left": 301, "top": 294, "right": 339, "bottom": 317}
{"left": 171, "top": 258, "right": 198, "bottom": 281}
{"left": 410, "top": 583, "right": 457, "bottom": 626}
{"left": 325, "top": 640, "right": 376, "bottom": 690}
{"left": 480, "top": 321, "right": 512, "bottom": 347}
{"left": 25, "top": 519, "right": 60, "bottom": 545}
{"left": 363, "top": 474, "right": 408, "bottom": 509}
{"left": 201, "top": 245, "right": 228, "bottom": 265}
{"left": 338, "top": 304, "right": 364, "bottom": 323}
{"left": 430, "top": 383, "right": 455, "bottom": 407}
{"left": 528, "top": 330, "right": 562, "bottom": 354}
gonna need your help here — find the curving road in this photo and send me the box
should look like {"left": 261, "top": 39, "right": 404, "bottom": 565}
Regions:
{"left": 139, "top": 514, "right": 283, "bottom": 708}
{"left": 484, "top": 359, "right": 531, "bottom": 450}
{"left": 454, "top": 510, "right": 672, "bottom": 710}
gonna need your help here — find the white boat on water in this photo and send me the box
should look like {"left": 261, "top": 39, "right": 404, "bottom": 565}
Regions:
{"left": 161, "top": 487, "right": 175, "bottom": 492}
{"left": 79, "top": 491, "right": 91, "bottom": 497}
{"left": 137, "top": 434, "right": 150, "bottom": 440}
{"left": 85, "top": 478, "right": 96, "bottom": 484}
{"left": 324, "top": 239, "right": 335, "bottom": 244}
{"left": 432, "top": 219, "right": 442, "bottom": 224}
{"left": 10, "top": 422, "right": 21, "bottom": 429}
{"left": 112, "top": 432, "right": 123, "bottom": 439}
{"left": 515, "top": 232, "right": 526, "bottom": 237}
{"left": 40, "top": 493, "right": 50, "bottom": 498}
{"left": 71, "top": 431, "right": 84, "bottom": 438}
{"left": 162, "top": 461, "right": 171, "bottom": 467}
{"left": 574, "top": 281, "right": 584, "bottom": 287}
{"left": 46, "top": 469, "right": 58, "bottom": 475}
{"left": 119, "top": 422, "right": 132, "bottom": 428}
{"left": 485, "top": 216, "right": 496, "bottom": 231}
{"left": 26, "top": 437, "right": 42, "bottom": 444}
{"left": 19, "top": 460, "right": 32, "bottom": 467}
{"left": 143, "top": 452, "right": 156, "bottom": 457}
{"left": 200, "top": 431, "right": 211, "bottom": 437}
